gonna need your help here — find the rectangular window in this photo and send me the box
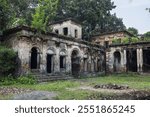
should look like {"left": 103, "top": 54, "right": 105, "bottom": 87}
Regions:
{"left": 55, "top": 29, "right": 59, "bottom": 34}
{"left": 75, "top": 29, "right": 78, "bottom": 38}
{"left": 63, "top": 27, "right": 68, "bottom": 36}
{"left": 104, "top": 41, "right": 109, "bottom": 48}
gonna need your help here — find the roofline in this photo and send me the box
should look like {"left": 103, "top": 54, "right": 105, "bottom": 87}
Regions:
{"left": 110, "top": 41, "right": 150, "bottom": 47}
{"left": 3, "top": 26, "right": 105, "bottom": 50}
{"left": 3, "top": 26, "right": 37, "bottom": 36}
{"left": 92, "top": 30, "right": 135, "bottom": 38}
{"left": 49, "top": 18, "right": 82, "bottom": 26}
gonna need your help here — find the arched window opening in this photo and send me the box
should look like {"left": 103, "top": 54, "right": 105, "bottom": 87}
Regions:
{"left": 30, "top": 47, "right": 40, "bottom": 69}
{"left": 71, "top": 50, "right": 80, "bottom": 76}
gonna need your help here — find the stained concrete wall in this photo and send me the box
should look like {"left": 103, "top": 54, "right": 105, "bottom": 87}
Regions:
{"left": 4, "top": 29, "right": 104, "bottom": 76}
{"left": 51, "top": 20, "right": 82, "bottom": 39}
{"left": 106, "top": 47, "right": 127, "bottom": 73}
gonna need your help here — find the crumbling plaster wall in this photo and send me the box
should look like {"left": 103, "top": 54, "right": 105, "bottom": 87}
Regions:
{"left": 51, "top": 20, "right": 82, "bottom": 39}
{"left": 4, "top": 29, "right": 103, "bottom": 75}
{"left": 106, "top": 47, "right": 127, "bottom": 73}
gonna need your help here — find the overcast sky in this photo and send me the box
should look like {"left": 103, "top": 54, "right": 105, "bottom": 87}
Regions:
{"left": 111, "top": 0, "right": 150, "bottom": 34}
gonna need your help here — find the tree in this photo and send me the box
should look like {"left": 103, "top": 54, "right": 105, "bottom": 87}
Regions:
{"left": 32, "top": 0, "right": 58, "bottom": 31}
{"left": 128, "top": 27, "right": 138, "bottom": 36}
{"left": 54, "top": 0, "right": 125, "bottom": 40}
{"left": 143, "top": 31, "right": 150, "bottom": 41}
{"left": 0, "top": 0, "right": 13, "bottom": 32}
{"left": 9, "top": 0, "right": 38, "bottom": 27}
{"left": 0, "top": 0, "right": 38, "bottom": 32}
{"left": 143, "top": 31, "right": 150, "bottom": 38}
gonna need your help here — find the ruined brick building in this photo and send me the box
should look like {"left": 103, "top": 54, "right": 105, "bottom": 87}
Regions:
{"left": 1, "top": 19, "right": 150, "bottom": 80}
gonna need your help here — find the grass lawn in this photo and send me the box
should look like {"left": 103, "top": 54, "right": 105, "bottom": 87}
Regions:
{"left": 0, "top": 73, "right": 150, "bottom": 100}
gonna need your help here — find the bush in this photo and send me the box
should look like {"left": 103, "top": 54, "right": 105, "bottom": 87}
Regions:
{"left": 122, "top": 37, "right": 139, "bottom": 44}
{"left": 17, "top": 75, "right": 37, "bottom": 85}
{"left": 0, "top": 74, "right": 37, "bottom": 85}
{"left": 0, "top": 75, "right": 16, "bottom": 85}
{"left": 112, "top": 38, "right": 121, "bottom": 44}
{"left": 0, "top": 45, "right": 17, "bottom": 76}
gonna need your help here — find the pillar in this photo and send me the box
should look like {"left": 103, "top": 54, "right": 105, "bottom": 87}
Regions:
{"left": 66, "top": 49, "right": 72, "bottom": 74}
{"left": 139, "top": 48, "right": 143, "bottom": 72}
{"left": 137, "top": 48, "right": 143, "bottom": 73}
{"left": 54, "top": 48, "right": 60, "bottom": 73}
{"left": 123, "top": 49, "right": 127, "bottom": 72}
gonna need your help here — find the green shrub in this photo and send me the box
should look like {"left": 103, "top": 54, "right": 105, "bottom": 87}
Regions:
{"left": 0, "top": 74, "right": 37, "bottom": 85}
{"left": 0, "top": 45, "right": 17, "bottom": 76}
{"left": 0, "top": 76, "right": 16, "bottom": 85}
{"left": 112, "top": 38, "right": 121, "bottom": 44}
{"left": 17, "top": 75, "right": 37, "bottom": 85}
{"left": 122, "top": 37, "right": 139, "bottom": 44}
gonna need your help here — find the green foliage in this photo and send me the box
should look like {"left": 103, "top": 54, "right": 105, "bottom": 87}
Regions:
{"left": 54, "top": 0, "right": 125, "bottom": 39}
{"left": 112, "top": 37, "right": 139, "bottom": 44}
{"left": 142, "top": 31, "right": 150, "bottom": 41}
{"left": 0, "top": 76, "right": 16, "bottom": 85}
{"left": 32, "top": 7, "right": 46, "bottom": 31}
{"left": 112, "top": 38, "right": 121, "bottom": 44}
{"left": 0, "top": 0, "right": 13, "bottom": 31}
{"left": 0, "top": 0, "right": 37, "bottom": 31}
{"left": 17, "top": 75, "right": 37, "bottom": 85}
{"left": 143, "top": 31, "right": 150, "bottom": 38}
{"left": 1, "top": 74, "right": 150, "bottom": 99}
{"left": 0, "top": 45, "right": 17, "bottom": 75}
{"left": 128, "top": 27, "right": 138, "bottom": 36}
{"left": 0, "top": 75, "right": 36, "bottom": 85}
{"left": 32, "top": 0, "right": 58, "bottom": 31}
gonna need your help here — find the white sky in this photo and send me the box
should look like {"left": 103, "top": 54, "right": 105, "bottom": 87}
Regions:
{"left": 111, "top": 0, "right": 150, "bottom": 34}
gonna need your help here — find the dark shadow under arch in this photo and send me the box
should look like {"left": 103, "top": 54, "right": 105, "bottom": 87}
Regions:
{"left": 31, "top": 47, "right": 40, "bottom": 69}
{"left": 113, "top": 51, "right": 121, "bottom": 72}
{"left": 71, "top": 50, "right": 80, "bottom": 76}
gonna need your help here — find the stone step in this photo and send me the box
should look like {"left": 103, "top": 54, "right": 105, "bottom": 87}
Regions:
{"left": 31, "top": 72, "right": 74, "bottom": 82}
{"left": 34, "top": 75, "right": 73, "bottom": 79}
{"left": 37, "top": 76, "right": 74, "bottom": 82}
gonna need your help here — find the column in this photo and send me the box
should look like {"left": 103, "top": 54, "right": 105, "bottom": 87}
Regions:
{"left": 80, "top": 58, "right": 84, "bottom": 72}
{"left": 139, "top": 48, "right": 143, "bottom": 72}
{"left": 54, "top": 48, "right": 60, "bottom": 73}
{"left": 66, "top": 49, "right": 72, "bottom": 74}
{"left": 137, "top": 48, "right": 140, "bottom": 73}
{"left": 123, "top": 49, "right": 127, "bottom": 72}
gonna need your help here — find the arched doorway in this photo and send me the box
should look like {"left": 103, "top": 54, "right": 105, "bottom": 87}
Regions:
{"left": 126, "top": 49, "right": 137, "bottom": 72}
{"left": 113, "top": 51, "right": 121, "bottom": 72}
{"left": 71, "top": 50, "right": 80, "bottom": 76}
{"left": 47, "top": 49, "right": 55, "bottom": 73}
{"left": 31, "top": 47, "right": 40, "bottom": 69}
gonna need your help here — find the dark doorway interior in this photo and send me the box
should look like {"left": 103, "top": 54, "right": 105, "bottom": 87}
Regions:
{"left": 63, "top": 27, "right": 68, "bottom": 36}
{"left": 113, "top": 51, "right": 121, "bottom": 72}
{"left": 143, "top": 48, "right": 150, "bottom": 72}
{"left": 126, "top": 49, "right": 137, "bottom": 72}
{"left": 47, "top": 54, "right": 52, "bottom": 73}
{"left": 60, "top": 56, "right": 65, "bottom": 69}
{"left": 71, "top": 50, "right": 80, "bottom": 76}
{"left": 31, "top": 47, "right": 38, "bottom": 69}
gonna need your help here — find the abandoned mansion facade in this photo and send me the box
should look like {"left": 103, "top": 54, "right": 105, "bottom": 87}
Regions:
{"left": 1, "top": 19, "right": 150, "bottom": 78}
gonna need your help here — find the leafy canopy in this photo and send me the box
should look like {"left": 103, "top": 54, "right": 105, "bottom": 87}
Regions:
{"left": 128, "top": 27, "right": 138, "bottom": 36}
{"left": 32, "top": 0, "right": 58, "bottom": 31}
{"left": 54, "top": 0, "right": 125, "bottom": 40}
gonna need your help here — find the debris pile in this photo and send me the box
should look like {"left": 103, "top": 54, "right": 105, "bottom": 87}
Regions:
{"left": 94, "top": 83, "right": 129, "bottom": 90}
